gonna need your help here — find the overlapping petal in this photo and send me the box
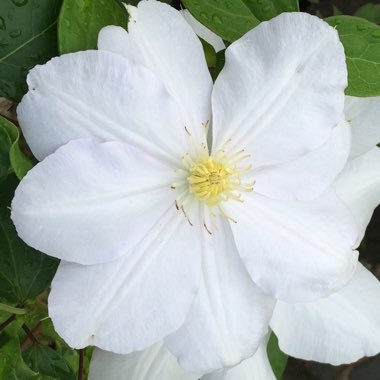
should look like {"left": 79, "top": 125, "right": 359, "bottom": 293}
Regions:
{"left": 89, "top": 338, "right": 276, "bottom": 380}
{"left": 166, "top": 219, "right": 275, "bottom": 374}
{"left": 334, "top": 147, "right": 380, "bottom": 247}
{"left": 253, "top": 121, "right": 351, "bottom": 201}
{"left": 225, "top": 190, "right": 358, "bottom": 302}
{"left": 48, "top": 207, "right": 202, "bottom": 352}
{"left": 181, "top": 10, "right": 226, "bottom": 53}
{"left": 212, "top": 12, "right": 347, "bottom": 168}
{"left": 345, "top": 96, "right": 380, "bottom": 159}
{"left": 271, "top": 264, "right": 380, "bottom": 365}
{"left": 89, "top": 343, "right": 197, "bottom": 380}
{"left": 202, "top": 337, "right": 276, "bottom": 380}
{"left": 18, "top": 50, "right": 188, "bottom": 164}
{"left": 11, "top": 139, "right": 178, "bottom": 265}
{"left": 98, "top": 0, "right": 213, "bottom": 143}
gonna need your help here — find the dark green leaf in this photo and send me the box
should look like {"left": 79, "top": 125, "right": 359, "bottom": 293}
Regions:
{"left": 58, "top": 0, "right": 128, "bottom": 54}
{"left": 332, "top": 4, "right": 342, "bottom": 16}
{"left": 0, "top": 116, "right": 34, "bottom": 179}
{"left": 0, "top": 126, "right": 12, "bottom": 181}
{"left": 243, "top": 0, "right": 299, "bottom": 21}
{"left": 201, "top": 38, "right": 217, "bottom": 68}
{"left": 354, "top": 3, "right": 380, "bottom": 25}
{"left": 0, "top": 175, "right": 58, "bottom": 304}
{"left": 0, "top": 0, "right": 62, "bottom": 102}
{"left": 182, "top": 0, "right": 260, "bottom": 42}
{"left": 267, "top": 332, "right": 288, "bottom": 379}
{"left": 183, "top": 0, "right": 299, "bottom": 42}
{"left": 326, "top": 16, "right": 380, "bottom": 97}
{"left": 211, "top": 49, "right": 226, "bottom": 81}
{"left": 23, "top": 345, "right": 76, "bottom": 380}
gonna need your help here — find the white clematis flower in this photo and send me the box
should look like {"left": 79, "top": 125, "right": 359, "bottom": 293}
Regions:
{"left": 271, "top": 95, "right": 380, "bottom": 365}
{"left": 11, "top": 0, "right": 358, "bottom": 374}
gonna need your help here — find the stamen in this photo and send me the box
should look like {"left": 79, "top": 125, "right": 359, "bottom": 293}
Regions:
{"left": 203, "top": 222, "right": 212, "bottom": 235}
{"left": 184, "top": 126, "right": 191, "bottom": 136}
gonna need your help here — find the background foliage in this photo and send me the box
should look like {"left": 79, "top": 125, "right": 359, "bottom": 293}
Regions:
{"left": 0, "top": 0, "right": 379, "bottom": 379}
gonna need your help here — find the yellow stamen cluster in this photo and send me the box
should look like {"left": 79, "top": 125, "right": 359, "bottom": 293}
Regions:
{"left": 171, "top": 135, "right": 254, "bottom": 230}
{"left": 188, "top": 158, "right": 237, "bottom": 205}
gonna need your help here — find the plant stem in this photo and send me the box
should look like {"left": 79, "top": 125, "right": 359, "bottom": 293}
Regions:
{"left": 22, "top": 323, "right": 39, "bottom": 345}
{"left": 0, "top": 314, "right": 16, "bottom": 332}
{"left": 20, "top": 322, "right": 42, "bottom": 352}
{"left": 78, "top": 349, "right": 84, "bottom": 380}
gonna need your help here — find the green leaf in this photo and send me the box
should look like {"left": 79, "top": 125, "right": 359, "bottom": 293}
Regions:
{"left": 0, "top": 175, "right": 59, "bottom": 304}
{"left": 182, "top": 0, "right": 260, "bottom": 42}
{"left": 243, "top": 0, "right": 299, "bottom": 21}
{"left": 23, "top": 345, "right": 76, "bottom": 380}
{"left": 0, "top": 116, "right": 34, "bottom": 180}
{"left": 0, "top": 335, "right": 36, "bottom": 379}
{"left": 182, "top": 0, "right": 299, "bottom": 42}
{"left": 0, "top": 0, "right": 62, "bottom": 102}
{"left": 58, "top": 0, "right": 128, "bottom": 54}
{"left": 200, "top": 38, "right": 217, "bottom": 68}
{"left": 211, "top": 49, "right": 226, "bottom": 81}
{"left": 0, "top": 313, "right": 37, "bottom": 380}
{"left": 0, "top": 126, "right": 12, "bottom": 181}
{"left": 354, "top": 3, "right": 380, "bottom": 25}
{"left": 326, "top": 16, "right": 380, "bottom": 97}
{"left": 267, "top": 332, "right": 288, "bottom": 379}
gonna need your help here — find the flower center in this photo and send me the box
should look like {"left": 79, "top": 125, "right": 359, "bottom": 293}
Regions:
{"left": 188, "top": 157, "right": 240, "bottom": 206}
{"left": 171, "top": 137, "right": 255, "bottom": 230}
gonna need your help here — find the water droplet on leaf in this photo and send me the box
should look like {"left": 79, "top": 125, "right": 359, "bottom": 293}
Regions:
{"left": 371, "top": 29, "right": 380, "bottom": 38}
{"left": 11, "top": 0, "right": 28, "bottom": 6}
{"left": 9, "top": 29, "right": 21, "bottom": 38}
{"left": 200, "top": 12, "right": 209, "bottom": 21}
{"left": 356, "top": 24, "right": 368, "bottom": 32}
{"left": 212, "top": 15, "right": 222, "bottom": 25}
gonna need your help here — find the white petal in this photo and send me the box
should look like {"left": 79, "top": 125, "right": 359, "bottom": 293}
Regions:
{"left": 253, "top": 120, "right": 351, "bottom": 201}
{"left": 48, "top": 211, "right": 202, "bottom": 352}
{"left": 166, "top": 218, "right": 275, "bottom": 374}
{"left": 212, "top": 12, "right": 346, "bottom": 167}
{"left": 12, "top": 139, "right": 178, "bottom": 265}
{"left": 271, "top": 263, "right": 380, "bottom": 365}
{"left": 181, "top": 10, "right": 226, "bottom": 53}
{"left": 89, "top": 343, "right": 198, "bottom": 380}
{"left": 345, "top": 96, "right": 380, "bottom": 158}
{"left": 98, "top": 1, "right": 213, "bottom": 143}
{"left": 17, "top": 50, "right": 188, "bottom": 164}
{"left": 225, "top": 190, "right": 358, "bottom": 302}
{"left": 334, "top": 147, "right": 380, "bottom": 247}
{"left": 201, "top": 337, "right": 276, "bottom": 380}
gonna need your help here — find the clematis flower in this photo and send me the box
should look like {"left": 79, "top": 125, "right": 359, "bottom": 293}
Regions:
{"left": 11, "top": 0, "right": 358, "bottom": 374}
{"left": 271, "top": 95, "right": 380, "bottom": 365}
